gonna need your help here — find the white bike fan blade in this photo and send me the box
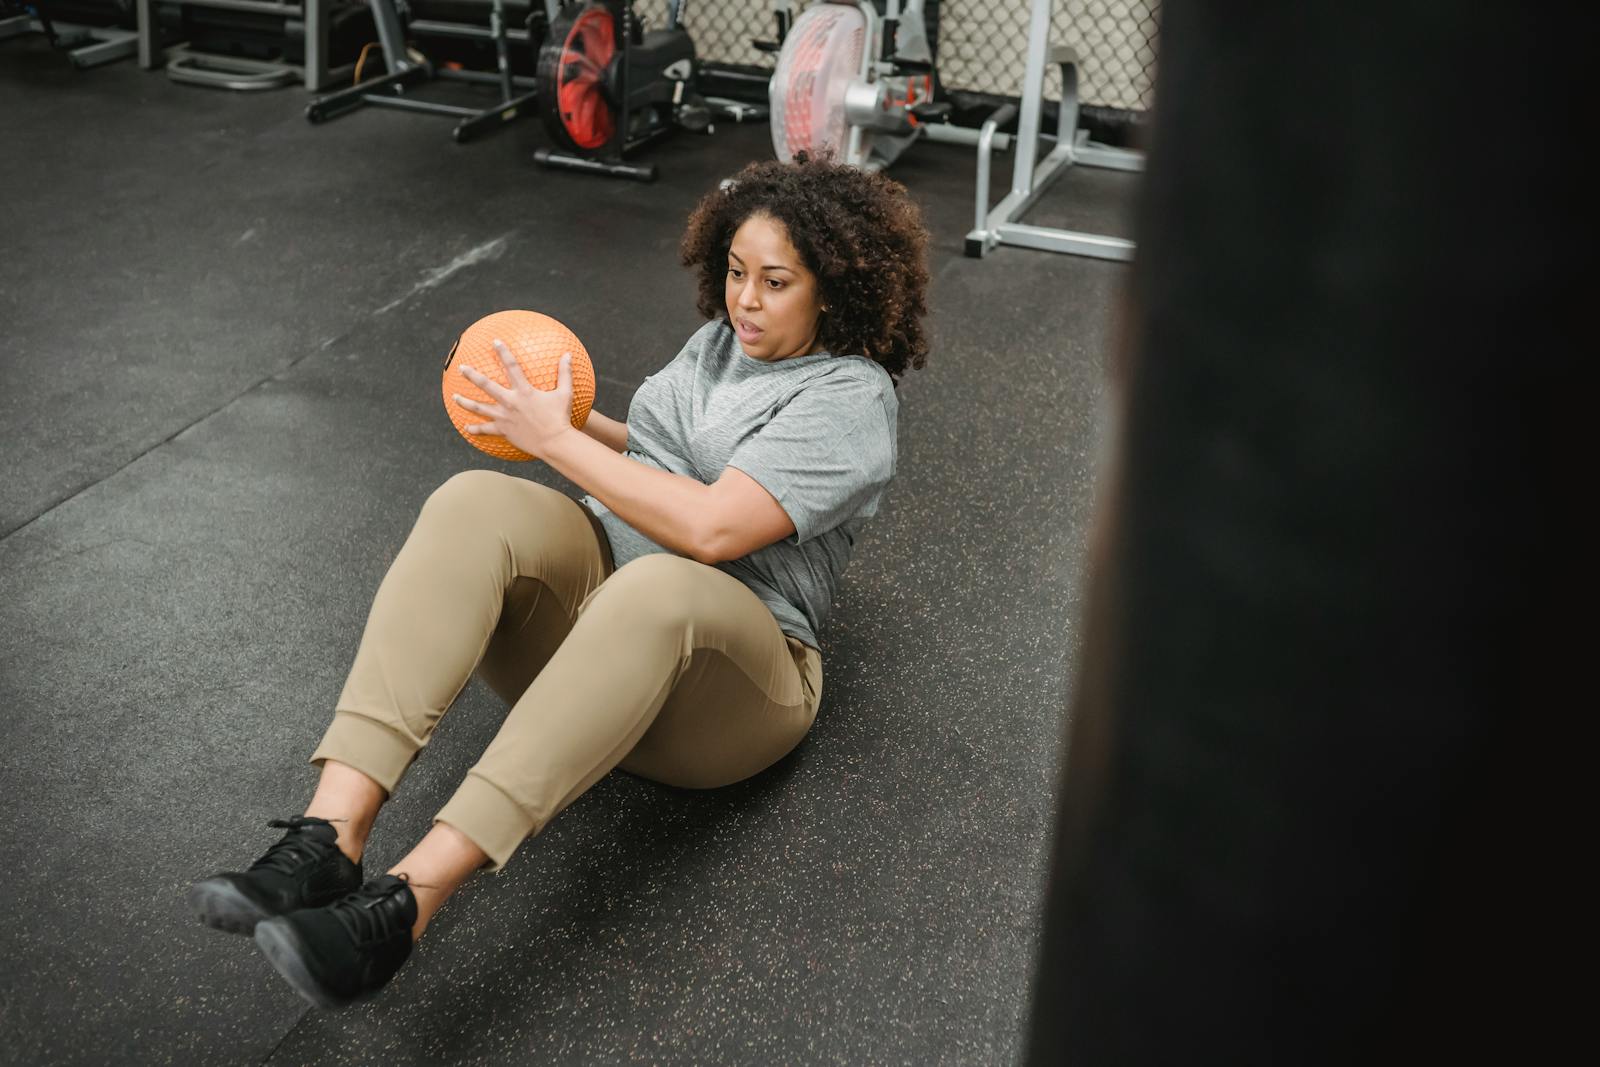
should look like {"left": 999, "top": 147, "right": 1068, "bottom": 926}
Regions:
{"left": 769, "top": 2, "right": 870, "bottom": 167}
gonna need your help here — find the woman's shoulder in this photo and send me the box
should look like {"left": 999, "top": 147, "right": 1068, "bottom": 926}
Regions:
{"left": 822, "top": 352, "right": 893, "bottom": 386}
{"left": 812, "top": 353, "right": 898, "bottom": 413}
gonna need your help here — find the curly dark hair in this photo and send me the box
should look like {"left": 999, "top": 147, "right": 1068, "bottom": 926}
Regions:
{"left": 679, "top": 153, "right": 931, "bottom": 382}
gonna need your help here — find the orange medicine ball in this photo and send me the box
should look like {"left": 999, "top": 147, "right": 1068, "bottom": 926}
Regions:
{"left": 442, "top": 310, "right": 596, "bottom": 461}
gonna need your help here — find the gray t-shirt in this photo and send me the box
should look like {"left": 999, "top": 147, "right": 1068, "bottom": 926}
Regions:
{"left": 580, "top": 318, "right": 898, "bottom": 649}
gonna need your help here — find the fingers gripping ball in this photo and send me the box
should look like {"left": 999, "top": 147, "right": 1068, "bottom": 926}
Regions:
{"left": 442, "top": 310, "right": 596, "bottom": 461}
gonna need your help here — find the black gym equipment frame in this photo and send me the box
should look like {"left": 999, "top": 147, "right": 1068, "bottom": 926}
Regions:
{"left": 306, "top": 0, "right": 553, "bottom": 143}
{"left": 532, "top": 0, "right": 705, "bottom": 183}
{"left": 0, "top": 0, "right": 138, "bottom": 68}
{"left": 135, "top": 0, "right": 360, "bottom": 91}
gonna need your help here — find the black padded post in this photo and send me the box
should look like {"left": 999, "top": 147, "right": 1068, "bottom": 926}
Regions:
{"left": 1026, "top": 3, "right": 1571, "bottom": 1063}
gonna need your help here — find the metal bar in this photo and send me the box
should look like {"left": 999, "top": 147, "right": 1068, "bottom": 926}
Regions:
{"left": 133, "top": 0, "right": 312, "bottom": 75}
{"left": 304, "top": 0, "right": 325, "bottom": 90}
{"left": 1009, "top": 0, "right": 1054, "bottom": 198}
{"left": 1000, "top": 142, "right": 1075, "bottom": 229}
{"left": 534, "top": 147, "right": 657, "bottom": 182}
{"left": 1075, "top": 143, "right": 1144, "bottom": 172}
{"left": 1013, "top": 129, "right": 1144, "bottom": 170}
{"left": 409, "top": 19, "right": 530, "bottom": 44}
{"left": 704, "top": 96, "right": 767, "bottom": 123}
{"left": 305, "top": 64, "right": 423, "bottom": 122}
{"left": 362, "top": 95, "right": 483, "bottom": 117}
{"left": 994, "top": 222, "right": 1134, "bottom": 262}
{"left": 921, "top": 122, "right": 1011, "bottom": 152}
{"left": 981, "top": 185, "right": 1026, "bottom": 232}
{"left": 608, "top": 0, "right": 626, "bottom": 163}
{"left": 67, "top": 29, "right": 139, "bottom": 69}
{"left": 166, "top": 50, "right": 300, "bottom": 89}
{"left": 136, "top": 0, "right": 155, "bottom": 69}
{"left": 435, "top": 68, "right": 538, "bottom": 89}
{"left": 702, "top": 66, "right": 769, "bottom": 85}
{"left": 368, "top": 0, "right": 417, "bottom": 74}
{"left": 490, "top": 0, "right": 512, "bottom": 102}
{"left": 0, "top": 16, "right": 137, "bottom": 63}
{"left": 170, "top": 0, "right": 301, "bottom": 15}
{"left": 301, "top": 0, "right": 537, "bottom": 138}
{"left": 973, "top": 102, "right": 1017, "bottom": 238}
{"left": 963, "top": 0, "right": 1141, "bottom": 263}
{"left": 453, "top": 87, "right": 539, "bottom": 142}
{"left": 623, "top": 121, "right": 677, "bottom": 156}
{"left": 1051, "top": 45, "right": 1078, "bottom": 150}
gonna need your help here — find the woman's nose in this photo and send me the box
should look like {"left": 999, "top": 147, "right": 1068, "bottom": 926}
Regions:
{"left": 738, "top": 280, "right": 761, "bottom": 308}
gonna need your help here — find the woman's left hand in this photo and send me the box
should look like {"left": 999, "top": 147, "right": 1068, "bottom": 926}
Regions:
{"left": 453, "top": 340, "right": 577, "bottom": 459}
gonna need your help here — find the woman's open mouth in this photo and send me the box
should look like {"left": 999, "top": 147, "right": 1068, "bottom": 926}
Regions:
{"left": 735, "top": 318, "right": 764, "bottom": 343}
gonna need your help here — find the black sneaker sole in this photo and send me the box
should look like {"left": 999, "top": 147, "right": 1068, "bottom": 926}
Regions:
{"left": 187, "top": 879, "right": 271, "bottom": 936}
{"left": 254, "top": 917, "right": 355, "bottom": 1011}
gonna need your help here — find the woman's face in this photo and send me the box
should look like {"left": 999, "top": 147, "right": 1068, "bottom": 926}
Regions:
{"left": 725, "top": 214, "right": 826, "bottom": 361}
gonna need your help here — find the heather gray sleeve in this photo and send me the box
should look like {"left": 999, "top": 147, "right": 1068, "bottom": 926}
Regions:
{"left": 725, "top": 371, "right": 896, "bottom": 543}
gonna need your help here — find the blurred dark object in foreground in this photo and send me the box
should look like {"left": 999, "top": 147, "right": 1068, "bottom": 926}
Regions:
{"left": 1026, "top": 3, "right": 1572, "bottom": 1064}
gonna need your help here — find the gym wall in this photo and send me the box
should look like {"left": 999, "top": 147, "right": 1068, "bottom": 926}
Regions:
{"left": 636, "top": 0, "right": 1160, "bottom": 112}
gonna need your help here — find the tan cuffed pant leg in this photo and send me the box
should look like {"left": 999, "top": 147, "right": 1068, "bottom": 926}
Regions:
{"left": 309, "top": 469, "right": 613, "bottom": 793}
{"left": 311, "top": 469, "right": 823, "bottom": 872}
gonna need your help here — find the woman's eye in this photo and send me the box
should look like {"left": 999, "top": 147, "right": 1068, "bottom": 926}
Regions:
{"left": 766, "top": 279, "right": 783, "bottom": 289}
{"left": 727, "top": 268, "right": 743, "bottom": 279}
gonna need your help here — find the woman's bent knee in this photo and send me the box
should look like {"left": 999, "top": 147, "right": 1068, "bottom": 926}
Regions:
{"left": 420, "top": 470, "right": 575, "bottom": 533}
{"left": 584, "top": 554, "right": 712, "bottom": 627}
{"left": 605, "top": 554, "right": 711, "bottom": 597}
{"left": 425, "top": 469, "right": 522, "bottom": 511}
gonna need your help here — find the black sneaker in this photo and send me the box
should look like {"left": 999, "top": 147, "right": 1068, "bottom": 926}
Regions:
{"left": 187, "top": 816, "right": 363, "bottom": 935}
{"left": 252, "top": 873, "right": 418, "bottom": 1010}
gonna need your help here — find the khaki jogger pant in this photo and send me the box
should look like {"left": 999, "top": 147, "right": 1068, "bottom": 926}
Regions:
{"left": 309, "top": 469, "right": 824, "bottom": 871}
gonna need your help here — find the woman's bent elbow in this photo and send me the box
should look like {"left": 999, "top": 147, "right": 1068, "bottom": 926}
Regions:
{"left": 688, "top": 522, "right": 738, "bottom": 566}
{"left": 688, "top": 537, "right": 728, "bottom": 566}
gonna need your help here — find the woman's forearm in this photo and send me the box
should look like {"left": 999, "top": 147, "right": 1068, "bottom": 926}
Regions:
{"left": 541, "top": 427, "right": 713, "bottom": 560}
{"left": 580, "top": 409, "right": 629, "bottom": 453}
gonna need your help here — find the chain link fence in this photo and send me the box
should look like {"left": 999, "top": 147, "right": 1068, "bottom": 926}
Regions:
{"left": 637, "top": 0, "right": 778, "bottom": 70}
{"left": 940, "top": 0, "right": 1157, "bottom": 110}
{"left": 638, "top": 0, "right": 1157, "bottom": 112}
